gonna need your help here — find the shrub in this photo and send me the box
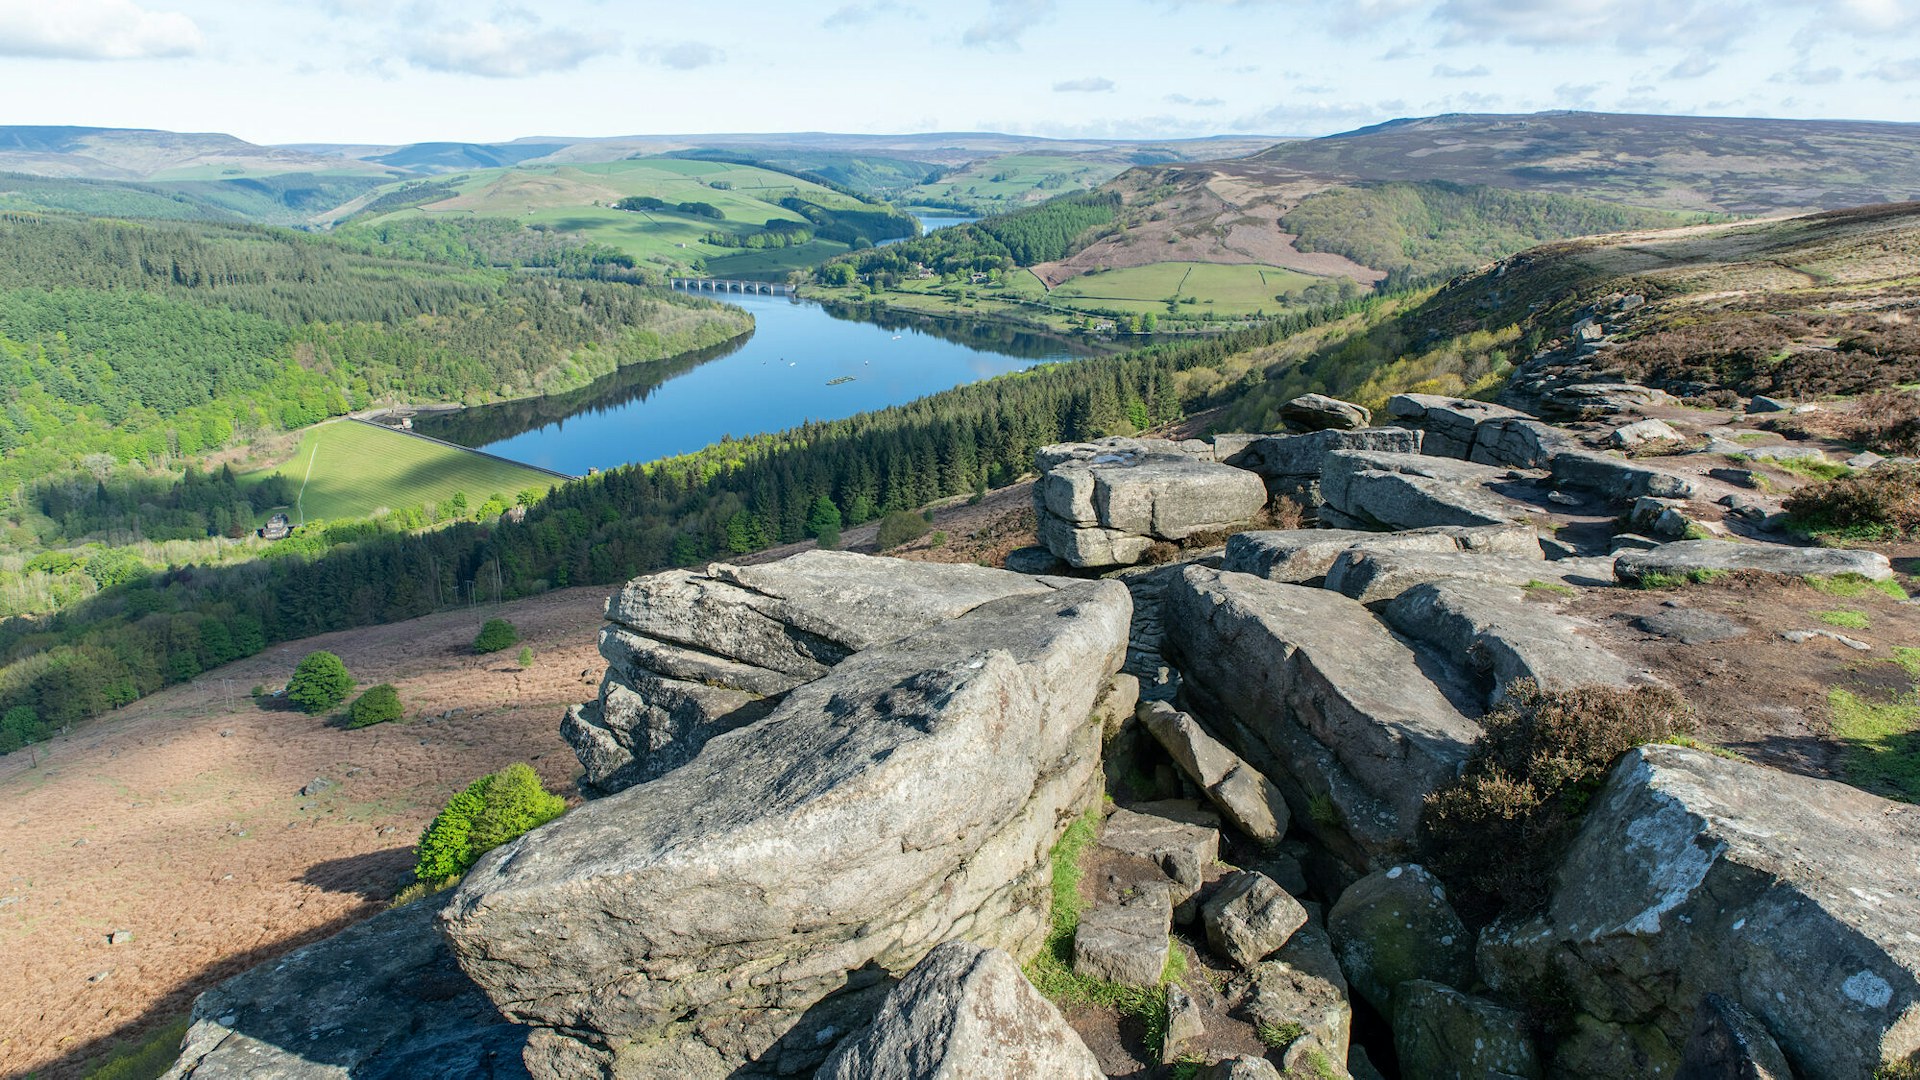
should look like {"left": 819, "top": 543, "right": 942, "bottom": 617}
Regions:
{"left": 347, "top": 683, "right": 403, "bottom": 728}
{"left": 1421, "top": 680, "right": 1695, "bottom": 921}
{"left": 517, "top": 646, "right": 533, "bottom": 668}
{"left": 414, "top": 762, "right": 566, "bottom": 882}
{"left": 473, "top": 617, "right": 518, "bottom": 654}
{"left": 875, "top": 509, "right": 931, "bottom": 550}
{"left": 1785, "top": 465, "right": 1920, "bottom": 538}
{"left": 1848, "top": 390, "right": 1920, "bottom": 456}
{"left": 287, "top": 650, "right": 354, "bottom": 713}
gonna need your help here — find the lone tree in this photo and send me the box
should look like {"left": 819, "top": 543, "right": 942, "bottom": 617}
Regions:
{"left": 348, "top": 684, "right": 403, "bottom": 729}
{"left": 474, "top": 617, "right": 518, "bottom": 654}
{"left": 414, "top": 762, "right": 567, "bottom": 882}
{"left": 287, "top": 650, "right": 353, "bottom": 713}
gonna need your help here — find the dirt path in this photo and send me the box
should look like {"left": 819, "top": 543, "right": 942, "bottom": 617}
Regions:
{"left": 0, "top": 586, "right": 609, "bottom": 1078}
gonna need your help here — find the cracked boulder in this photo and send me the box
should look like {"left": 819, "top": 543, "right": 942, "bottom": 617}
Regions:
{"left": 444, "top": 575, "right": 1131, "bottom": 1078}
{"left": 564, "top": 551, "right": 1058, "bottom": 792}
{"left": 1489, "top": 744, "right": 1920, "bottom": 1080}
{"left": 1035, "top": 438, "right": 1267, "bottom": 568}
{"left": 1163, "top": 567, "right": 1484, "bottom": 867}
{"left": 1319, "top": 450, "right": 1529, "bottom": 530}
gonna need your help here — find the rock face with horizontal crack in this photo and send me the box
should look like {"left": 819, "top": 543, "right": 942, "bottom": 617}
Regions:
{"left": 562, "top": 551, "right": 1059, "bottom": 792}
{"left": 1034, "top": 437, "right": 1267, "bottom": 568}
{"left": 443, "top": 576, "right": 1132, "bottom": 1078}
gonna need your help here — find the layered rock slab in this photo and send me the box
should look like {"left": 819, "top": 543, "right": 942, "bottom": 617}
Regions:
{"left": 1163, "top": 567, "right": 1483, "bottom": 867}
{"left": 1499, "top": 744, "right": 1920, "bottom": 1079}
{"left": 1222, "top": 524, "right": 1540, "bottom": 584}
{"left": 444, "top": 578, "right": 1132, "bottom": 1077}
{"left": 1614, "top": 538, "right": 1894, "bottom": 584}
{"left": 1036, "top": 439, "right": 1267, "bottom": 568}
{"left": 1319, "top": 450, "right": 1528, "bottom": 531}
{"left": 566, "top": 552, "right": 1058, "bottom": 792}
{"left": 1382, "top": 578, "right": 1653, "bottom": 701}
{"left": 815, "top": 941, "right": 1104, "bottom": 1080}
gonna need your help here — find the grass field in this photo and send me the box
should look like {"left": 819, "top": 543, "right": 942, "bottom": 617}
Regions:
{"left": 903, "top": 152, "right": 1128, "bottom": 213}
{"left": 364, "top": 157, "right": 872, "bottom": 276}
{"left": 1001, "top": 261, "right": 1321, "bottom": 317}
{"left": 243, "top": 421, "right": 563, "bottom": 523}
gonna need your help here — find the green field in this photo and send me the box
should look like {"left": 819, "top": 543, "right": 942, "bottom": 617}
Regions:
{"left": 1005, "top": 262, "right": 1321, "bottom": 317}
{"left": 363, "top": 157, "right": 877, "bottom": 276}
{"left": 245, "top": 421, "right": 563, "bottom": 523}
{"left": 903, "top": 152, "right": 1128, "bottom": 213}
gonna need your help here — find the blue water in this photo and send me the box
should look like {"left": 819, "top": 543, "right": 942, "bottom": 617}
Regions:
{"left": 877, "top": 213, "right": 976, "bottom": 247}
{"left": 413, "top": 293, "right": 1092, "bottom": 477}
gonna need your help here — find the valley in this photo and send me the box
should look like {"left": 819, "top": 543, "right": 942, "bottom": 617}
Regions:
{"left": 1, "top": 72, "right": 1919, "bottom": 1079}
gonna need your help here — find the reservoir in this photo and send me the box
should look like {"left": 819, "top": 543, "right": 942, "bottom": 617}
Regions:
{"left": 411, "top": 292, "right": 1095, "bottom": 477}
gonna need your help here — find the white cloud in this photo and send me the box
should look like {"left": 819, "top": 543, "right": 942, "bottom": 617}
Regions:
{"left": 1666, "top": 54, "right": 1717, "bottom": 78}
{"left": 1434, "top": 0, "right": 1754, "bottom": 50}
{"left": 1770, "top": 59, "right": 1845, "bottom": 83}
{"left": 1231, "top": 98, "right": 1409, "bottom": 134}
{"left": 821, "top": 1, "right": 919, "bottom": 29}
{"left": 963, "top": 0, "right": 1055, "bottom": 48}
{"left": 0, "top": 0, "right": 202, "bottom": 60}
{"left": 1053, "top": 75, "right": 1114, "bottom": 91}
{"left": 1554, "top": 81, "right": 1602, "bottom": 107}
{"left": 640, "top": 40, "right": 726, "bottom": 69}
{"left": 407, "top": 18, "right": 614, "bottom": 77}
{"left": 1818, "top": 0, "right": 1920, "bottom": 34}
{"left": 1868, "top": 56, "right": 1920, "bottom": 80}
{"left": 1165, "top": 93, "right": 1225, "bottom": 106}
{"left": 1432, "top": 62, "right": 1490, "bottom": 77}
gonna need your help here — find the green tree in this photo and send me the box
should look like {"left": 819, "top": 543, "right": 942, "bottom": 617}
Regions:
{"left": 413, "top": 762, "right": 566, "bottom": 882}
{"left": 876, "top": 509, "right": 931, "bottom": 550}
{"left": 473, "top": 617, "right": 517, "bottom": 654}
{"left": 807, "top": 495, "right": 842, "bottom": 549}
{"left": 517, "top": 646, "right": 533, "bottom": 668}
{"left": 348, "top": 683, "right": 403, "bottom": 729}
{"left": 287, "top": 650, "right": 353, "bottom": 713}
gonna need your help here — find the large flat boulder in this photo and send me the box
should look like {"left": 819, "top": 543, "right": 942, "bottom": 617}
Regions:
{"left": 567, "top": 553, "right": 1057, "bottom": 792}
{"left": 1384, "top": 394, "right": 1527, "bottom": 459}
{"left": 1551, "top": 450, "right": 1700, "bottom": 501}
{"left": 443, "top": 578, "right": 1132, "bottom": 1078}
{"left": 1162, "top": 567, "right": 1483, "bottom": 867}
{"left": 1383, "top": 579, "right": 1653, "bottom": 701}
{"left": 1614, "top": 539, "right": 1894, "bottom": 584}
{"left": 1223, "top": 524, "right": 1541, "bottom": 584}
{"left": 1471, "top": 416, "right": 1577, "bottom": 469}
{"left": 816, "top": 941, "right": 1105, "bottom": 1080}
{"left": 163, "top": 899, "right": 529, "bottom": 1080}
{"left": 1225, "top": 429, "right": 1421, "bottom": 488}
{"left": 1319, "top": 450, "right": 1528, "bottom": 531}
{"left": 1036, "top": 439, "right": 1267, "bottom": 568}
{"left": 1324, "top": 550, "right": 1614, "bottom": 606}
{"left": 1500, "top": 745, "right": 1920, "bottom": 1079}
{"left": 1282, "top": 393, "right": 1372, "bottom": 432}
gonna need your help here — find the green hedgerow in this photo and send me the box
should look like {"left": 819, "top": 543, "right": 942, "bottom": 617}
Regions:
{"left": 473, "top": 617, "right": 518, "bottom": 654}
{"left": 347, "top": 683, "right": 403, "bottom": 729}
{"left": 414, "top": 762, "right": 565, "bottom": 882}
{"left": 287, "top": 650, "right": 354, "bottom": 713}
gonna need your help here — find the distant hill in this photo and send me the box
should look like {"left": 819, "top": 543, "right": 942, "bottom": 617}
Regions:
{"left": 1016, "top": 111, "right": 1920, "bottom": 293}
{"left": 1249, "top": 111, "right": 1920, "bottom": 215}
{"left": 0, "top": 125, "right": 396, "bottom": 181}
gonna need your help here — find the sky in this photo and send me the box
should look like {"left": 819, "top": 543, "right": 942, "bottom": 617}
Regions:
{"left": 0, "top": 0, "right": 1914, "bottom": 146}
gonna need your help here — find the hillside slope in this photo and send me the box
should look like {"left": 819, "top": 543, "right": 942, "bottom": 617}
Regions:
{"left": 1203, "top": 200, "right": 1920, "bottom": 431}
{"left": 1022, "top": 111, "right": 1920, "bottom": 296}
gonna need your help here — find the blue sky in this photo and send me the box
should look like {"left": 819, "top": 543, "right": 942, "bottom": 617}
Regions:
{"left": 0, "top": 0, "right": 1914, "bottom": 145}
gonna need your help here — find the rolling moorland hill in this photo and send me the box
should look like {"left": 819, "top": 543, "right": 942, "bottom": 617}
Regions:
{"left": 1198, "top": 200, "right": 1920, "bottom": 431}
{"left": 1012, "top": 111, "right": 1920, "bottom": 299}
